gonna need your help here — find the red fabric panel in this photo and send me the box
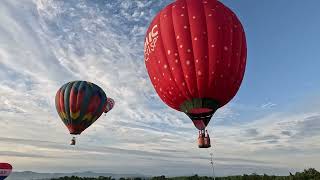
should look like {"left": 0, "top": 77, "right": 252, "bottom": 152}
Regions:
{"left": 87, "top": 95, "right": 101, "bottom": 114}
{"left": 55, "top": 89, "right": 61, "bottom": 113}
{"left": 59, "top": 89, "right": 65, "bottom": 114}
{"left": 69, "top": 84, "right": 77, "bottom": 113}
{"left": 76, "top": 90, "right": 85, "bottom": 113}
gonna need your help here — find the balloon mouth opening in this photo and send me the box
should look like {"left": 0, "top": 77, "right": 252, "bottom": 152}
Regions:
{"left": 67, "top": 125, "right": 83, "bottom": 135}
{"left": 70, "top": 132, "right": 81, "bottom": 135}
{"left": 180, "top": 98, "right": 220, "bottom": 130}
{"left": 180, "top": 98, "right": 220, "bottom": 114}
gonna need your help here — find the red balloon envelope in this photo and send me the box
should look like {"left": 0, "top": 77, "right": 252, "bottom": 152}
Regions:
{"left": 144, "top": 0, "right": 247, "bottom": 140}
{"left": 0, "top": 163, "right": 12, "bottom": 180}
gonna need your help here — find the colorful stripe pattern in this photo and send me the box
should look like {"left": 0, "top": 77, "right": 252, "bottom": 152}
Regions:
{"left": 55, "top": 81, "right": 107, "bottom": 135}
{"left": 0, "top": 163, "right": 12, "bottom": 180}
{"left": 104, "top": 98, "right": 115, "bottom": 113}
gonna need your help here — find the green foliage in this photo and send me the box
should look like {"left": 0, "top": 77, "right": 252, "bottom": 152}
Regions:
{"left": 50, "top": 176, "right": 113, "bottom": 180}
{"left": 152, "top": 175, "right": 167, "bottom": 180}
{"left": 50, "top": 168, "right": 320, "bottom": 180}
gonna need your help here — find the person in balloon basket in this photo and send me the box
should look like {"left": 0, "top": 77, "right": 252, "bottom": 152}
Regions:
{"left": 204, "top": 130, "right": 211, "bottom": 148}
{"left": 198, "top": 130, "right": 205, "bottom": 148}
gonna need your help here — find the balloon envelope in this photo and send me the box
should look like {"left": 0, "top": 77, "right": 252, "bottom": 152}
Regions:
{"left": 104, "top": 98, "right": 115, "bottom": 113}
{"left": 144, "top": 0, "right": 247, "bottom": 129}
{"left": 0, "top": 163, "right": 12, "bottom": 180}
{"left": 55, "top": 81, "right": 108, "bottom": 135}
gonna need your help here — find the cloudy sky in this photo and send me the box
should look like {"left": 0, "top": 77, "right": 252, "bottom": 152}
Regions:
{"left": 1, "top": 0, "right": 320, "bottom": 177}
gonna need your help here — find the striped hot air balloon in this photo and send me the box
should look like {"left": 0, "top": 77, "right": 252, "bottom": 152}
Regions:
{"left": 55, "top": 81, "right": 115, "bottom": 145}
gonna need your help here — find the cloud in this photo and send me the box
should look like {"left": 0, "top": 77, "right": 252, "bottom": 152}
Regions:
{"left": 281, "top": 131, "right": 292, "bottom": 136}
{"left": 261, "top": 102, "right": 277, "bottom": 109}
{"left": 244, "top": 128, "right": 259, "bottom": 137}
{"left": 294, "top": 115, "right": 320, "bottom": 138}
{"left": 0, "top": 151, "right": 51, "bottom": 158}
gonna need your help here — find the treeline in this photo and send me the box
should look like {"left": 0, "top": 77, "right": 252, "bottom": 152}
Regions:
{"left": 50, "top": 168, "right": 320, "bottom": 180}
{"left": 50, "top": 177, "right": 113, "bottom": 180}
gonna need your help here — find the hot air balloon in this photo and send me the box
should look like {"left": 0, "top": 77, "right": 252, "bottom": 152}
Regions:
{"left": 104, "top": 98, "right": 115, "bottom": 113}
{"left": 144, "top": 0, "right": 247, "bottom": 148}
{"left": 0, "top": 163, "right": 12, "bottom": 180}
{"left": 55, "top": 81, "right": 115, "bottom": 145}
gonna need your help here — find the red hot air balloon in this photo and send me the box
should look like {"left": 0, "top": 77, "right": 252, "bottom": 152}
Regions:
{"left": 0, "top": 163, "right": 12, "bottom": 180}
{"left": 55, "top": 81, "right": 115, "bottom": 145}
{"left": 144, "top": 0, "right": 247, "bottom": 148}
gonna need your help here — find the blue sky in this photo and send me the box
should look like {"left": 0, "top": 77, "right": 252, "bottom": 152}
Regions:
{"left": 0, "top": 0, "right": 320, "bottom": 177}
{"left": 221, "top": 0, "right": 320, "bottom": 123}
{"left": 227, "top": 0, "right": 320, "bottom": 104}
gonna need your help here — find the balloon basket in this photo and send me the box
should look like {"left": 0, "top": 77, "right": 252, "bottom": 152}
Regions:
{"left": 198, "top": 137, "right": 211, "bottom": 148}
{"left": 198, "top": 130, "right": 211, "bottom": 148}
{"left": 70, "top": 136, "right": 76, "bottom": 146}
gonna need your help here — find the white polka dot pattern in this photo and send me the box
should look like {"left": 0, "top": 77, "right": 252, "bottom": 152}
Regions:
{"left": 144, "top": 0, "right": 247, "bottom": 111}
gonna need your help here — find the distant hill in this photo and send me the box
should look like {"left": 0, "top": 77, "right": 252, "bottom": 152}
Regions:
{"left": 6, "top": 171, "right": 146, "bottom": 180}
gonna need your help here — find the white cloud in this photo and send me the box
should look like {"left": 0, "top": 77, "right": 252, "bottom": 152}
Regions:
{"left": 261, "top": 102, "right": 277, "bottom": 109}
